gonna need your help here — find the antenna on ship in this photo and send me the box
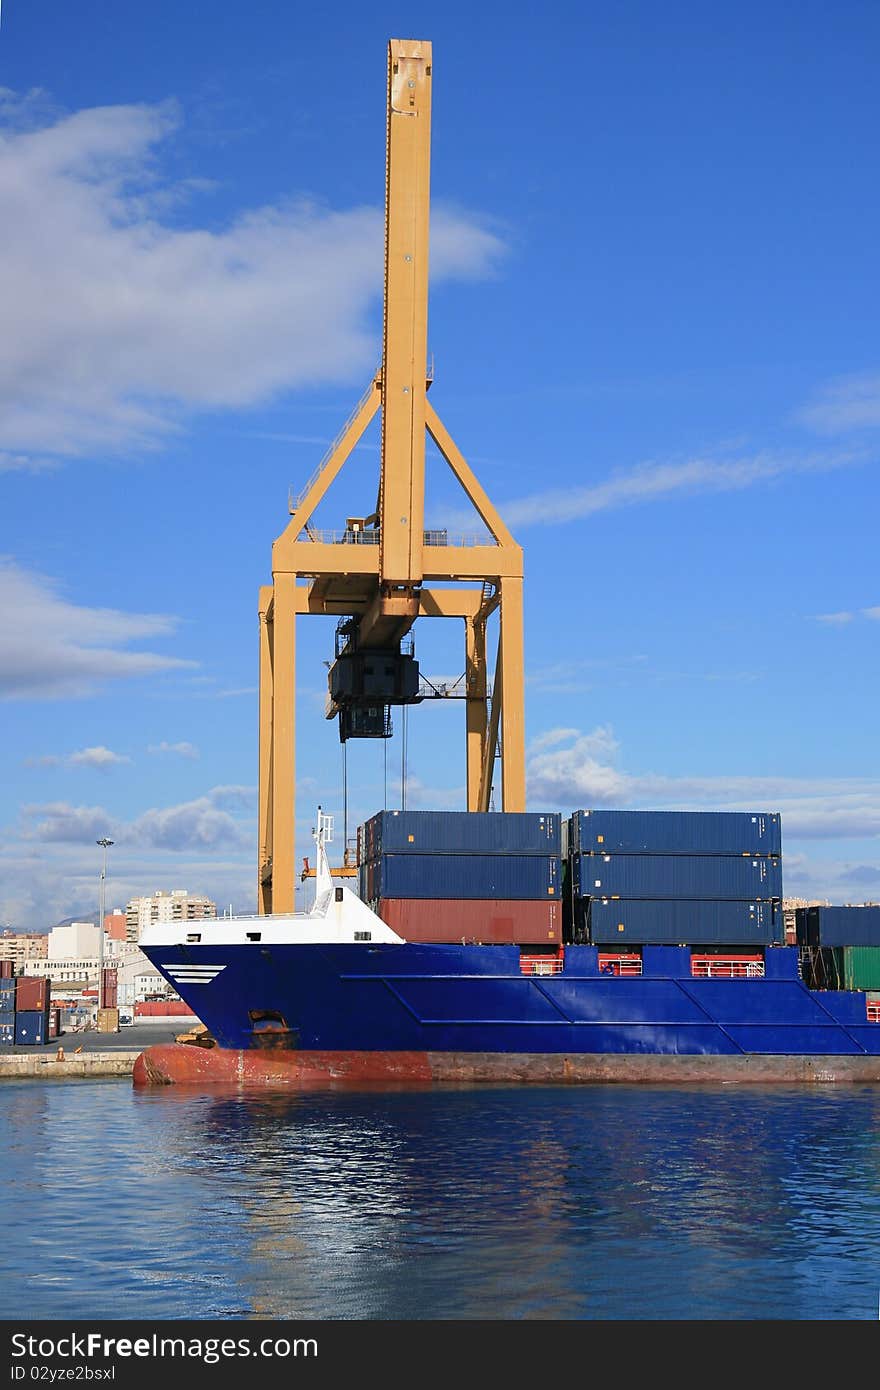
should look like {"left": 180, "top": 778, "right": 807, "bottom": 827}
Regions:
{"left": 313, "top": 805, "right": 335, "bottom": 901}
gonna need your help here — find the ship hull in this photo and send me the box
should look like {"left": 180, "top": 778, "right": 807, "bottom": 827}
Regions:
{"left": 133, "top": 1043, "right": 880, "bottom": 1088}
{"left": 137, "top": 942, "right": 880, "bottom": 1064}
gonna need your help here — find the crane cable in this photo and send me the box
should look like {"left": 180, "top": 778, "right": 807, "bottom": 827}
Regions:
{"left": 401, "top": 705, "right": 408, "bottom": 811}
{"left": 342, "top": 740, "right": 348, "bottom": 860}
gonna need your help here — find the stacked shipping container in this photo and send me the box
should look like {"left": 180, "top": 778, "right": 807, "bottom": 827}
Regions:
{"left": 0, "top": 976, "right": 14, "bottom": 1046}
{"left": 0, "top": 975, "right": 56, "bottom": 1047}
{"left": 795, "top": 907, "right": 880, "bottom": 994}
{"left": 359, "top": 810, "right": 563, "bottom": 944}
{"left": 13, "top": 975, "right": 52, "bottom": 1046}
{"left": 568, "top": 809, "right": 784, "bottom": 946}
{"left": 795, "top": 905, "right": 880, "bottom": 948}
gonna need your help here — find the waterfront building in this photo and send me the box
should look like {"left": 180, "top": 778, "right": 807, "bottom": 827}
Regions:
{"left": 48, "top": 921, "right": 101, "bottom": 960}
{"left": 105, "top": 909, "right": 128, "bottom": 942}
{"left": 107, "top": 940, "right": 168, "bottom": 1005}
{"left": 0, "top": 930, "right": 48, "bottom": 966}
{"left": 125, "top": 889, "right": 217, "bottom": 942}
{"left": 23, "top": 939, "right": 168, "bottom": 1002}
{"left": 24, "top": 956, "right": 101, "bottom": 988}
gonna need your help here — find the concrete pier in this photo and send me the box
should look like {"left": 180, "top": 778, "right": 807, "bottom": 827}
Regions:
{"left": 0, "top": 1021, "right": 188, "bottom": 1080}
{"left": 0, "top": 1050, "right": 140, "bottom": 1079}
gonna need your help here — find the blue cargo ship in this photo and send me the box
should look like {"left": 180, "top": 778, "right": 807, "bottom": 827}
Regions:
{"left": 137, "top": 813, "right": 880, "bottom": 1084}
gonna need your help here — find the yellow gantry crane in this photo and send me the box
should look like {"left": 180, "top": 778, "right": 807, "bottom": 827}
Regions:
{"left": 258, "top": 39, "right": 525, "bottom": 914}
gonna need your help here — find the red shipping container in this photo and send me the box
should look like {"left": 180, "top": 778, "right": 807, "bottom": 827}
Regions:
{"left": 134, "top": 1000, "right": 196, "bottom": 1017}
{"left": 377, "top": 898, "right": 561, "bottom": 945}
{"left": 102, "top": 968, "right": 118, "bottom": 1009}
{"left": 0, "top": 959, "right": 13, "bottom": 979}
{"left": 15, "top": 975, "right": 50, "bottom": 1011}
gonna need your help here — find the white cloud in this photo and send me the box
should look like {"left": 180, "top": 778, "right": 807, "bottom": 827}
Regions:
{"left": 212, "top": 687, "right": 258, "bottom": 699}
{"left": 147, "top": 740, "right": 199, "bottom": 759}
{"left": 842, "top": 865, "right": 880, "bottom": 885}
{"left": 489, "top": 448, "right": 865, "bottom": 530}
{"left": 799, "top": 371, "right": 880, "bottom": 433}
{"left": 526, "top": 725, "right": 880, "bottom": 841}
{"left": 0, "top": 97, "right": 503, "bottom": 462}
{"left": 20, "top": 785, "right": 254, "bottom": 853}
{"left": 524, "top": 655, "right": 754, "bottom": 694}
{"left": 207, "top": 785, "right": 256, "bottom": 810}
{"left": 0, "top": 557, "right": 193, "bottom": 698}
{"left": 404, "top": 775, "right": 465, "bottom": 811}
{"left": 69, "top": 746, "right": 130, "bottom": 769}
{"left": 814, "top": 607, "right": 880, "bottom": 625}
{"left": 0, "top": 451, "right": 56, "bottom": 472}
{"left": 130, "top": 796, "right": 248, "bottom": 852}
{"left": 22, "top": 801, "right": 120, "bottom": 844}
{"left": 526, "top": 726, "right": 629, "bottom": 805}
{"left": 527, "top": 727, "right": 583, "bottom": 754}
{"left": 26, "top": 746, "right": 130, "bottom": 769}
{"left": 0, "top": 838, "right": 256, "bottom": 934}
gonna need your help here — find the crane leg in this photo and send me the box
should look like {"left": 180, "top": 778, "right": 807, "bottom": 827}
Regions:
{"left": 270, "top": 573, "right": 297, "bottom": 912}
{"left": 499, "top": 575, "right": 526, "bottom": 811}
{"left": 258, "top": 587, "right": 274, "bottom": 914}
{"left": 465, "top": 615, "right": 488, "bottom": 811}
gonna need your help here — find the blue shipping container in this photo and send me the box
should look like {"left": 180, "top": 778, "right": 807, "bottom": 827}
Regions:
{"left": 364, "top": 853, "right": 560, "bottom": 901}
{"left": 14, "top": 1009, "right": 49, "bottom": 1045}
{"left": 0, "top": 980, "right": 15, "bottom": 1007}
{"left": 360, "top": 810, "right": 561, "bottom": 861}
{"left": 588, "top": 898, "right": 782, "bottom": 945}
{"left": 798, "top": 905, "right": 880, "bottom": 948}
{"left": 572, "top": 852, "right": 782, "bottom": 900}
{"left": 570, "top": 809, "right": 782, "bottom": 856}
{"left": 0, "top": 1021, "right": 14, "bottom": 1046}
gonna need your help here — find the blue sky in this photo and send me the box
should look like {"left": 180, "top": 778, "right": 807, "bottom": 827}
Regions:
{"left": 1, "top": 1, "right": 878, "bottom": 928}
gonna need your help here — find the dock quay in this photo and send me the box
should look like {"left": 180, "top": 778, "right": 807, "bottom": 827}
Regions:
{"left": 0, "top": 1021, "right": 187, "bottom": 1080}
{"left": 0, "top": 1050, "right": 140, "bottom": 1079}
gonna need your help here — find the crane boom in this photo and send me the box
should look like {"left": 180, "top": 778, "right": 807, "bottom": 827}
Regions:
{"left": 379, "top": 39, "right": 432, "bottom": 589}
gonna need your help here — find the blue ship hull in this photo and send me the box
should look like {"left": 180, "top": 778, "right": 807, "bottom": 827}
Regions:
{"left": 141, "top": 943, "right": 880, "bottom": 1058}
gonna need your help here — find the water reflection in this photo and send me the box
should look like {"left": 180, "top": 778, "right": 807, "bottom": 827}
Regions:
{"left": 2, "top": 1079, "right": 879, "bottom": 1319}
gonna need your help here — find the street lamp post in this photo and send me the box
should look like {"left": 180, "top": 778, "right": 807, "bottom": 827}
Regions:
{"left": 96, "top": 837, "right": 114, "bottom": 1017}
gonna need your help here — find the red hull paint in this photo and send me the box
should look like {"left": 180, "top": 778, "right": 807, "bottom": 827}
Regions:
{"left": 132, "top": 1043, "right": 880, "bottom": 1089}
{"left": 132, "top": 1044, "right": 434, "bottom": 1089}
{"left": 377, "top": 898, "right": 561, "bottom": 944}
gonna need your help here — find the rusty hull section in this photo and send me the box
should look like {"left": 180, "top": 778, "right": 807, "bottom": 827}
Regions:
{"left": 133, "top": 1044, "right": 880, "bottom": 1089}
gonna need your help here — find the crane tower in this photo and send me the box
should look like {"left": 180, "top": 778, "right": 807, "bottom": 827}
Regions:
{"left": 258, "top": 39, "right": 525, "bottom": 913}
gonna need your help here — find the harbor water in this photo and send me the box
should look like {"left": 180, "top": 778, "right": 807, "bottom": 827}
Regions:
{"left": 3, "top": 1078, "right": 880, "bottom": 1320}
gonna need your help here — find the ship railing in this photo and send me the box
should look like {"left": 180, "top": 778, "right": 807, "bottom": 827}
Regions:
{"left": 598, "top": 953, "right": 643, "bottom": 977}
{"left": 691, "top": 957, "right": 765, "bottom": 979}
{"left": 520, "top": 953, "right": 564, "bottom": 977}
{"left": 867, "top": 1000, "right": 880, "bottom": 1023}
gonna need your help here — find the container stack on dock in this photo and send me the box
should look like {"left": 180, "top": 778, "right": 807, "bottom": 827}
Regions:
{"left": 796, "top": 905, "right": 880, "bottom": 993}
{"left": 0, "top": 973, "right": 15, "bottom": 1046}
{"left": 568, "top": 809, "right": 784, "bottom": 945}
{"left": 358, "top": 810, "right": 563, "bottom": 944}
{"left": 13, "top": 975, "right": 52, "bottom": 1046}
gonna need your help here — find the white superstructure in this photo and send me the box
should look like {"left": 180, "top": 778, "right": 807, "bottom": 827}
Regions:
{"left": 140, "top": 809, "right": 404, "bottom": 951}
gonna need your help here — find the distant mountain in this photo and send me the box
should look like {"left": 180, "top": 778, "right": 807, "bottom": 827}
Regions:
{"left": 47, "top": 912, "right": 100, "bottom": 931}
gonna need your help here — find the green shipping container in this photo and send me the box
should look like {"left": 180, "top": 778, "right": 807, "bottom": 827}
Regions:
{"left": 841, "top": 946, "right": 880, "bottom": 991}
